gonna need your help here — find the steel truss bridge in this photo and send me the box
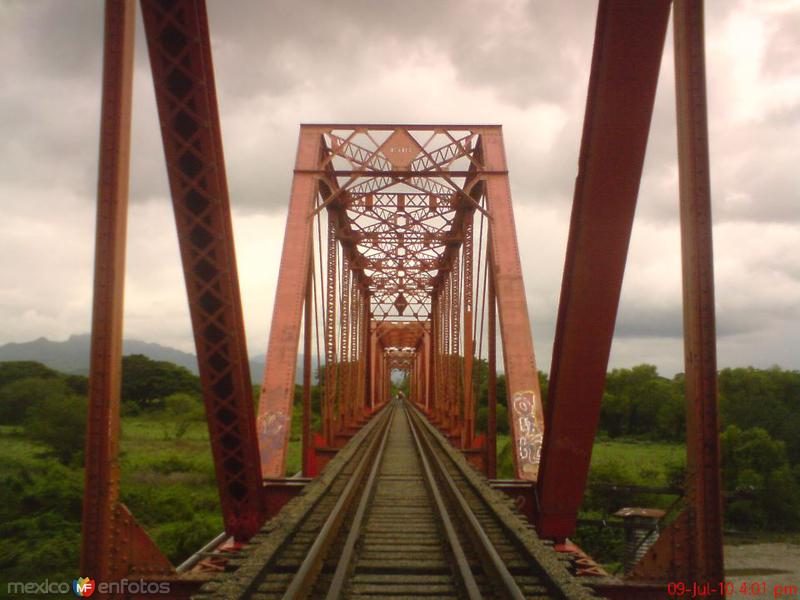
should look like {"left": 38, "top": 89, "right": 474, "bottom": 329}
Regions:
{"left": 82, "top": 1, "right": 724, "bottom": 598}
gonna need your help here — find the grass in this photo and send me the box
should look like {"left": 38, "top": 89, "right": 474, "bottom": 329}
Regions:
{"left": 0, "top": 411, "right": 305, "bottom": 571}
{"left": 117, "top": 413, "right": 303, "bottom": 558}
{"left": 495, "top": 433, "right": 685, "bottom": 482}
{"left": 0, "top": 425, "right": 46, "bottom": 468}
{"left": 589, "top": 438, "right": 685, "bottom": 486}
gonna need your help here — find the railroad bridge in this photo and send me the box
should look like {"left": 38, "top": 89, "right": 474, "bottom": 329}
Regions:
{"left": 82, "top": 1, "right": 723, "bottom": 598}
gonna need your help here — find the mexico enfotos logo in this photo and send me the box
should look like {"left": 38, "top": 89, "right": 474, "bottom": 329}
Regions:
{"left": 6, "top": 577, "right": 170, "bottom": 596}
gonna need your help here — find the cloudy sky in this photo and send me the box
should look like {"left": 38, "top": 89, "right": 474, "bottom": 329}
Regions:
{"left": 1, "top": 0, "right": 798, "bottom": 376}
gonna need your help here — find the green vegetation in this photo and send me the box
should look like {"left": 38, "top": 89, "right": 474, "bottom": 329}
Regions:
{"left": 488, "top": 364, "right": 800, "bottom": 567}
{"left": 0, "top": 357, "right": 798, "bottom": 587}
{"left": 0, "top": 356, "right": 302, "bottom": 593}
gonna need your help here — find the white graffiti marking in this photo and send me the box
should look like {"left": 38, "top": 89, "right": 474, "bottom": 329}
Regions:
{"left": 512, "top": 390, "right": 543, "bottom": 467}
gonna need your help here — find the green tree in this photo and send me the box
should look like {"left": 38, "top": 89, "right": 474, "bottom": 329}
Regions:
{"left": 0, "top": 361, "right": 62, "bottom": 388}
{"left": 598, "top": 392, "right": 629, "bottom": 438}
{"left": 719, "top": 367, "right": 800, "bottom": 465}
{"left": 0, "top": 377, "right": 71, "bottom": 425}
{"left": 0, "top": 459, "right": 84, "bottom": 584}
{"left": 121, "top": 354, "right": 200, "bottom": 410}
{"left": 600, "top": 365, "right": 685, "bottom": 440}
{"left": 720, "top": 425, "right": 800, "bottom": 529}
{"left": 24, "top": 393, "right": 87, "bottom": 465}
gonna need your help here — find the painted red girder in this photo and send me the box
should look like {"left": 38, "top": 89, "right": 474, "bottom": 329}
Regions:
{"left": 82, "top": 0, "right": 172, "bottom": 583}
{"left": 536, "top": 0, "right": 672, "bottom": 539}
{"left": 258, "top": 128, "right": 323, "bottom": 472}
{"left": 632, "top": 0, "right": 725, "bottom": 585}
{"left": 140, "top": 0, "right": 264, "bottom": 539}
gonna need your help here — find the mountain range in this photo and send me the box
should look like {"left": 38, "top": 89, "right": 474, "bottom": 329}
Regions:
{"left": 0, "top": 334, "right": 302, "bottom": 383}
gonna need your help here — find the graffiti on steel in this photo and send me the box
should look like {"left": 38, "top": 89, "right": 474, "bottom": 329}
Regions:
{"left": 512, "top": 390, "right": 543, "bottom": 474}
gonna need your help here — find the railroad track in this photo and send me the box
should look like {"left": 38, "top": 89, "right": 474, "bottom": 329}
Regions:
{"left": 195, "top": 401, "right": 598, "bottom": 599}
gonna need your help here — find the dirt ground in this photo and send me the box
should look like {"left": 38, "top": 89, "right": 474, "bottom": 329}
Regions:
{"left": 725, "top": 543, "right": 800, "bottom": 597}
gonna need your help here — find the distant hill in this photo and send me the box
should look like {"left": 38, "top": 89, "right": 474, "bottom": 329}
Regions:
{"left": 0, "top": 334, "right": 306, "bottom": 384}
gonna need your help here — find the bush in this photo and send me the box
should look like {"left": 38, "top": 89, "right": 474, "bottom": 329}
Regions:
{"left": 476, "top": 403, "right": 509, "bottom": 435}
{"left": 497, "top": 437, "right": 514, "bottom": 479}
{"left": 152, "top": 513, "right": 222, "bottom": 564}
{"left": 0, "top": 377, "right": 71, "bottom": 425}
{"left": 0, "top": 361, "right": 62, "bottom": 389}
{"left": 573, "top": 510, "right": 625, "bottom": 567}
{"left": 720, "top": 425, "right": 800, "bottom": 530}
{"left": 122, "top": 354, "right": 200, "bottom": 410}
{"left": 0, "top": 459, "right": 84, "bottom": 583}
{"left": 24, "top": 391, "right": 87, "bottom": 465}
{"left": 162, "top": 392, "right": 204, "bottom": 439}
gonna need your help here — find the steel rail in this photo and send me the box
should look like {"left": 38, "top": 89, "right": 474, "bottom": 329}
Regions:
{"left": 323, "top": 402, "right": 395, "bottom": 599}
{"left": 407, "top": 403, "right": 527, "bottom": 600}
{"left": 281, "top": 405, "right": 395, "bottom": 600}
{"left": 404, "top": 404, "right": 484, "bottom": 600}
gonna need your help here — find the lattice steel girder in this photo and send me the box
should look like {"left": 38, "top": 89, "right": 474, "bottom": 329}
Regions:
{"left": 141, "top": 0, "right": 264, "bottom": 539}
{"left": 83, "top": 1, "right": 173, "bottom": 581}
{"left": 267, "top": 124, "right": 543, "bottom": 473}
{"left": 536, "top": 0, "right": 672, "bottom": 539}
{"left": 480, "top": 128, "right": 545, "bottom": 481}
{"left": 258, "top": 127, "right": 323, "bottom": 475}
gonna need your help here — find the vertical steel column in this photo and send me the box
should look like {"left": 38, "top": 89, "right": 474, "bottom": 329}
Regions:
{"left": 442, "top": 275, "right": 452, "bottom": 429}
{"left": 349, "top": 280, "right": 359, "bottom": 424}
{"left": 385, "top": 355, "right": 390, "bottom": 402}
{"left": 82, "top": 0, "right": 136, "bottom": 580}
{"left": 674, "top": 0, "right": 724, "bottom": 584}
{"left": 423, "top": 327, "right": 432, "bottom": 410}
{"left": 369, "top": 322, "right": 378, "bottom": 410}
{"left": 450, "top": 254, "right": 461, "bottom": 436}
{"left": 339, "top": 257, "right": 351, "bottom": 429}
{"left": 302, "top": 258, "right": 313, "bottom": 476}
{"left": 324, "top": 216, "right": 338, "bottom": 445}
{"left": 429, "top": 296, "right": 438, "bottom": 417}
{"left": 360, "top": 295, "right": 370, "bottom": 414}
{"left": 535, "top": 1, "right": 671, "bottom": 538}
{"left": 463, "top": 215, "right": 475, "bottom": 446}
{"left": 487, "top": 249, "right": 498, "bottom": 480}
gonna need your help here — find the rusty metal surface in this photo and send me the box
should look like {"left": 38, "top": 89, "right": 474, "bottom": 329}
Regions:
{"left": 261, "top": 125, "right": 544, "bottom": 478}
{"left": 482, "top": 129, "right": 545, "bottom": 481}
{"left": 537, "top": 0, "right": 672, "bottom": 539}
{"left": 256, "top": 128, "right": 321, "bottom": 475}
{"left": 140, "top": 0, "right": 264, "bottom": 539}
{"left": 630, "top": 0, "right": 725, "bottom": 586}
{"left": 81, "top": 0, "right": 142, "bottom": 581}
{"left": 673, "top": 0, "right": 724, "bottom": 582}
{"left": 302, "top": 257, "right": 313, "bottom": 476}
{"left": 487, "top": 246, "right": 498, "bottom": 479}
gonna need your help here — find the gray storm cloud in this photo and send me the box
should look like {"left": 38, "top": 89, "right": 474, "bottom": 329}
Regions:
{"left": 0, "top": 0, "right": 798, "bottom": 375}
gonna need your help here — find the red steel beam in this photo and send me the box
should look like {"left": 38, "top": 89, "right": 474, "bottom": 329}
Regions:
{"left": 83, "top": 2, "right": 174, "bottom": 585}
{"left": 140, "top": 0, "right": 264, "bottom": 539}
{"left": 536, "top": 0, "right": 671, "bottom": 539}
{"left": 482, "top": 127, "right": 545, "bottom": 481}
{"left": 257, "top": 127, "right": 322, "bottom": 475}
{"left": 81, "top": 0, "right": 136, "bottom": 580}
{"left": 301, "top": 256, "right": 313, "bottom": 476}
{"left": 674, "top": 0, "right": 724, "bottom": 583}
{"left": 487, "top": 248, "right": 498, "bottom": 480}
